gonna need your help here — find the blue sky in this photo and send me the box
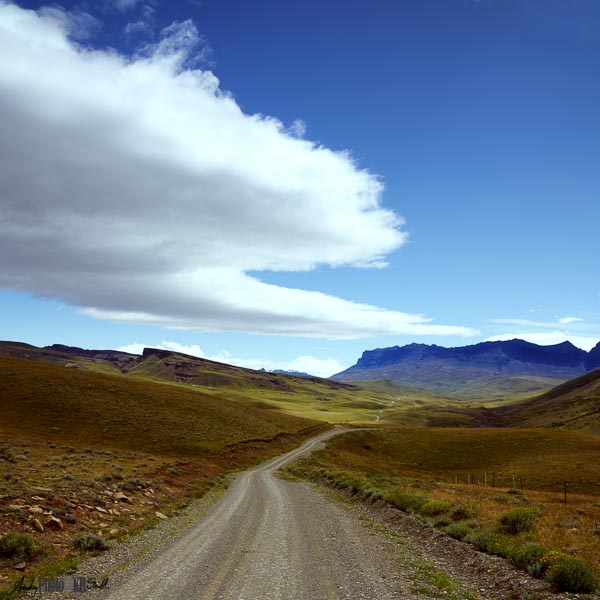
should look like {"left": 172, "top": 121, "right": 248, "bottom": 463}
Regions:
{"left": 1, "top": 0, "right": 599, "bottom": 376}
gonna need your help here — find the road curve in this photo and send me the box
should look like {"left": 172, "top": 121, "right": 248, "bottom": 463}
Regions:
{"left": 104, "top": 428, "right": 405, "bottom": 599}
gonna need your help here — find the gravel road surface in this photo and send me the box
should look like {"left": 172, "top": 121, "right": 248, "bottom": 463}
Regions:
{"left": 96, "top": 428, "right": 409, "bottom": 599}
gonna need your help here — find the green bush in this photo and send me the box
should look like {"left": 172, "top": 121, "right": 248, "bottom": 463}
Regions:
{"left": 445, "top": 523, "right": 472, "bottom": 541}
{"left": 384, "top": 491, "right": 429, "bottom": 513}
{"left": 498, "top": 507, "right": 539, "bottom": 535}
{"left": 450, "top": 504, "right": 477, "bottom": 521}
{"left": 545, "top": 557, "right": 598, "bottom": 594}
{"left": 466, "top": 530, "right": 516, "bottom": 559}
{"left": 0, "top": 532, "right": 42, "bottom": 560}
{"left": 419, "top": 500, "right": 451, "bottom": 517}
{"left": 433, "top": 515, "right": 452, "bottom": 528}
{"left": 73, "top": 534, "right": 110, "bottom": 552}
{"left": 511, "top": 542, "right": 549, "bottom": 577}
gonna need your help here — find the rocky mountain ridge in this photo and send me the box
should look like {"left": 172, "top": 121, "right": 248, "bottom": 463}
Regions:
{"left": 333, "top": 339, "right": 600, "bottom": 397}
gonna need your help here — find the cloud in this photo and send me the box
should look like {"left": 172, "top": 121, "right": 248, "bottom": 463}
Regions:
{"left": 492, "top": 316, "right": 584, "bottom": 328}
{"left": 288, "top": 119, "right": 307, "bottom": 138}
{"left": 558, "top": 316, "right": 583, "bottom": 325}
{"left": 0, "top": 3, "right": 476, "bottom": 340}
{"left": 112, "top": 0, "right": 144, "bottom": 12}
{"left": 124, "top": 19, "right": 154, "bottom": 37}
{"left": 116, "top": 341, "right": 344, "bottom": 377}
{"left": 38, "top": 5, "right": 101, "bottom": 40}
{"left": 485, "top": 331, "right": 599, "bottom": 351}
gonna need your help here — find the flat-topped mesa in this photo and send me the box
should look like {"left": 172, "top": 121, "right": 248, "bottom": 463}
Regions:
{"left": 142, "top": 347, "right": 179, "bottom": 360}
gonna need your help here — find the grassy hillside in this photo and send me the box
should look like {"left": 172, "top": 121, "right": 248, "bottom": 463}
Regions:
{"left": 0, "top": 355, "right": 322, "bottom": 457}
{"left": 1, "top": 341, "right": 478, "bottom": 426}
{"left": 313, "top": 428, "right": 600, "bottom": 493}
{"left": 0, "top": 355, "right": 327, "bottom": 593}
{"left": 289, "top": 427, "right": 600, "bottom": 582}
{"left": 479, "top": 368, "right": 600, "bottom": 435}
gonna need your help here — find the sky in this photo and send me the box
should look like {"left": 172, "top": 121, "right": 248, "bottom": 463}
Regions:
{"left": 1, "top": 0, "right": 599, "bottom": 377}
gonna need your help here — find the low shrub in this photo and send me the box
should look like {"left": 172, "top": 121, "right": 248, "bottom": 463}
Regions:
{"left": 445, "top": 523, "right": 472, "bottom": 541}
{"left": 545, "top": 557, "right": 598, "bottom": 594}
{"left": 0, "top": 532, "right": 42, "bottom": 560}
{"left": 383, "top": 491, "right": 429, "bottom": 513}
{"left": 73, "top": 534, "right": 110, "bottom": 552}
{"left": 466, "top": 530, "right": 516, "bottom": 559}
{"left": 498, "top": 507, "right": 539, "bottom": 535}
{"left": 449, "top": 504, "right": 477, "bottom": 521}
{"left": 419, "top": 500, "right": 451, "bottom": 517}
{"left": 511, "top": 542, "right": 549, "bottom": 577}
{"left": 433, "top": 515, "right": 452, "bottom": 528}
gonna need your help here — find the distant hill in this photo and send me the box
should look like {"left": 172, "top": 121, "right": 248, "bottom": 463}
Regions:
{"left": 0, "top": 341, "right": 348, "bottom": 392}
{"left": 332, "top": 339, "right": 599, "bottom": 398}
{"left": 0, "top": 354, "right": 321, "bottom": 458}
{"left": 478, "top": 368, "right": 600, "bottom": 435}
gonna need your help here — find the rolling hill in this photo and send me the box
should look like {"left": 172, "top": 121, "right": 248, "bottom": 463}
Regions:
{"left": 478, "top": 367, "right": 600, "bottom": 435}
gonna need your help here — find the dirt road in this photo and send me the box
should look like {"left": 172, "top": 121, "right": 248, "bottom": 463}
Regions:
{"left": 101, "top": 428, "right": 408, "bottom": 599}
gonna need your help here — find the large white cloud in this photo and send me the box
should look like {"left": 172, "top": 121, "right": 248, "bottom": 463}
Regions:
{"left": 0, "top": 3, "right": 477, "bottom": 340}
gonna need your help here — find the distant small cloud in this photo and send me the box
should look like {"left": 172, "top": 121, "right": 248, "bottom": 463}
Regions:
{"left": 288, "top": 119, "right": 307, "bottom": 138}
{"left": 124, "top": 19, "right": 154, "bottom": 37}
{"left": 112, "top": 0, "right": 144, "bottom": 12}
{"left": 558, "top": 316, "right": 583, "bottom": 325}
{"left": 138, "top": 20, "right": 213, "bottom": 67}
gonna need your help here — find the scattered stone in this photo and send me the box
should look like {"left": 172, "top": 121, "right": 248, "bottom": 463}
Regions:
{"left": 155, "top": 511, "right": 168, "bottom": 520}
{"left": 28, "top": 506, "right": 44, "bottom": 514}
{"left": 95, "top": 506, "right": 108, "bottom": 514}
{"left": 45, "top": 516, "right": 64, "bottom": 530}
{"left": 114, "top": 492, "right": 133, "bottom": 503}
{"left": 32, "top": 518, "right": 44, "bottom": 532}
{"left": 13, "top": 562, "right": 26, "bottom": 570}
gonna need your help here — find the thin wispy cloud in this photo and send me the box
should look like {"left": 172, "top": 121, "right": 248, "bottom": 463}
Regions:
{"left": 38, "top": 5, "right": 101, "bottom": 40}
{"left": 491, "top": 316, "right": 585, "bottom": 329}
{"left": 558, "top": 316, "right": 583, "bottom": 325}
{"left": 0, "top": 2, "right": 477, "bottom": 340}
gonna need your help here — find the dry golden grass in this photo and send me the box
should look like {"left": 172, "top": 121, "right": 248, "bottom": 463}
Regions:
{"left": 290, "top": 427, "right": 600, "bottom": 576}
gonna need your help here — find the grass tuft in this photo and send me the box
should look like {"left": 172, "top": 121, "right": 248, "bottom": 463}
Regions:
{"left": 73, "top": 534, "right": 110, "bottom": 552}
{"left": 0, "top": 533, "right": 42, "bottom": 561}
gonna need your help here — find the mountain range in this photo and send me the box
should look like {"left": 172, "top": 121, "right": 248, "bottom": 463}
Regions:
{"left": 333, "top": 339, "right": 600, "bottom": 398}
